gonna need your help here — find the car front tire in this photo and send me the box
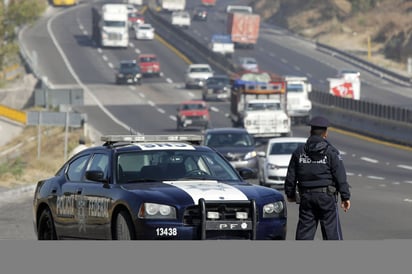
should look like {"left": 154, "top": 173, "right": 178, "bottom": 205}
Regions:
{"left": 38, "top": 208, "right": 57, "bottom": 240}
{"left": 113, "top": 210, "right": 135, "bottom": 240}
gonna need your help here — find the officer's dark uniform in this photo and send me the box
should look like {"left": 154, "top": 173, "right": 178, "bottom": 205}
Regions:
{"left": 285, "top": 116, "right": 351, "bottom": 240}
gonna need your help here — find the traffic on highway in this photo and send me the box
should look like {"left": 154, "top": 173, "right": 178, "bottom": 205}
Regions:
{"left": 5, "top": 0, "right": 412, "bottom": 240}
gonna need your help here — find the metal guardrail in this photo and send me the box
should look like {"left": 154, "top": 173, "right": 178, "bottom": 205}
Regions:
{"left": 316, "top": 42, "right": 412, "bottom": 87}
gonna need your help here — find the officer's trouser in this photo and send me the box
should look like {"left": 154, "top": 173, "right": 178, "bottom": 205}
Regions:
{"left": 295, "top": 192, "right": 343, "bottom": 240}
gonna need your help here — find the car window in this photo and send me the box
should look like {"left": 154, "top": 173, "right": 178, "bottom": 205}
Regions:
{"left": 66, "top": 155, "right": 89, "bottom": 182}
{"left": 270, "top": 142, "right": 302, "bottom": 155}
{"left": 87, "top": 153, "right": 109, "bottom": 180}
{"left": 117, "top": 150, "right": 240, "bottom": 182}
{"left": 287, "top": 83, "right": 304, "bottom": 93}
{"left": 205, "top": 132, "right": 254, "bottom": 147}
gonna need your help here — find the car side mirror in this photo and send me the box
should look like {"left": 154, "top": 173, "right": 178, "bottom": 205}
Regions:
{"left": 85, "top": 170, "right": 106, "bottom": 183}
{"left": 237, "top": 168, "right": 257, "bottom": 180}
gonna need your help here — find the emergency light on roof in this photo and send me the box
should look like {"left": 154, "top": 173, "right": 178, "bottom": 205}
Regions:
{"left": 101, "top": 134, "right": 204, "bottom": 143}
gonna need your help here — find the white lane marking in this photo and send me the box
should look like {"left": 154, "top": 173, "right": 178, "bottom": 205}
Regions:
{"left": 148, "top": 100, "right": 155, "bottom": 106}
{"left": 135, "top": 48, "right": 141, "bottom": 54}
{"left": 403, "top": 198, "right": 412, "bottom": 203}
{"left": 367, "top": 176, "right": 385, "bottom": 180}
{"left": 360, "top": 157, "right": 379, "bottom": 164}
{"left": 166, "top": 78, "right": 173, "bottom": 84}
{"left": 210, "top": 106, "right": 219, "bottom": 112}
{"left": 128, "top": 86, "right": 136, "bottom": 90}
{"left": 108, "top": 62, "right": 113, "bottom": 69}
{"left": 405, "top": 181, "right": 412, "bottom": 184}
{"left": 97, "top": 48, "right": 102, "bottom": 54}
{"left": 102, "top": 55, "right": 108, "bottom": 62}
{"left": 138, "top": 93, "right": 145, "bottom": 98}
{"left": 188, "top": 92, "right": 194, "bottom": 97}
{"left": 398, "top": 165, "right": 412, "bottom": 170}
{"left": 346, "top": 172, "right": 355, "bottom": 176}
{"left": 169, "top": 115, "right": 177, "bottom": 121}
{"left": 157, "top": 108, "right": 165, "bottom": 114}
{"left": 281, "top": 58, "right": 288, "bottom": 64}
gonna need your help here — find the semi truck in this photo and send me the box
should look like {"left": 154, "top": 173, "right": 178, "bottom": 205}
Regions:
{"left": 285, "top": 76, "right": 313, "bottom": 124}
{"left": 226, "top": 12, "right": 260, "bottom": 48}
{"left": 92, "top": 3, "right": 129, "bottom": 48}
{"left": 229, "top": 71, "right": 291, "bottom": 138}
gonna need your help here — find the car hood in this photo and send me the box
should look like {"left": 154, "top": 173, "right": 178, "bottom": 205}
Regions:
{"left": 206, "top": 83, "right": 230, "bottom": 90}
{"left": 179, "top": 110, "right": 209, "bottom": 116}
{"left": 266, "top": 154, "right": 292, "bottom": 167}
{"left": 211, "top": 146, "right": 255, "bottom": 159}
{"left": 121, "top": 180, "right": 282, "bottom": 205}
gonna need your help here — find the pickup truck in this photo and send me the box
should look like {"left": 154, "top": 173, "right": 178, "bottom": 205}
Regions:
{"left": 171, "top": 10, "right": 191, "bottom": 28}
{"left": 209, "top": 34, "right": 234, "bottom": 57}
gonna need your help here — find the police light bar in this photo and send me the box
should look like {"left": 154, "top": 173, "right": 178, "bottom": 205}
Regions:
{"left": 101, "top": 134, "right": 204, "bottom": 144}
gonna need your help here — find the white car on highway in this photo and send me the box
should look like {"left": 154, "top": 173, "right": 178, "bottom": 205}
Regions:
{"left": 135, "top": 23, "right": 155, "bottom": 40}
{"left": 257, "top": 137, "right": 307, "bottom": 189}
{"left": 184, "top": 63, "right": 214, "bottom": 89}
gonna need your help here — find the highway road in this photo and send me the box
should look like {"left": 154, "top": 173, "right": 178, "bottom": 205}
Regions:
{"left": 3, "top": 0, "right": 412, "bottom": 240}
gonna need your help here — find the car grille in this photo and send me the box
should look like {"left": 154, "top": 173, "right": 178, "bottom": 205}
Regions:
{"left": 108, "top": 32, "right": 122, "bottom": 40}
{"left": 223, "top": 153, "right": 245, "bottom": 161}
{"left": 183, "top": 199, "right": 257, "bottom": 239}
{"left": 186, "top": 115, "right": 205, "bottom": 120}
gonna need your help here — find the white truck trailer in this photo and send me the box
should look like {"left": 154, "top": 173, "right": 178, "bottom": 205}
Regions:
{"left": 92, "top": 3, "right": 129, "bottom": 48}
{"left": 285, "top": 76, "right": 313, "bottom": 124}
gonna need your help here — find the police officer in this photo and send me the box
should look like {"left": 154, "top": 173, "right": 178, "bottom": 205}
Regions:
{"left": 285, "top": 116, "right": 351, "bottom": 240}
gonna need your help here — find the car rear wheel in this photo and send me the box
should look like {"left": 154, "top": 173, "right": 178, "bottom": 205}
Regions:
{"left": 113, "top": 210, "right": 135, "bottom": 240}
{"left": 38, "top": 208, "right": 57, "bottom": 240}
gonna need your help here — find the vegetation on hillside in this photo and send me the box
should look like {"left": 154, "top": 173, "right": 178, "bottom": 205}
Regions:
{"left": 253, "top": 0, "right": 412, "bottom": 65}
{"left": 0, "top": 0, "right": 47, "bottom": 72}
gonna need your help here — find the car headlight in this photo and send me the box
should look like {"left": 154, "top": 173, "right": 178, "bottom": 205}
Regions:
{"left": 138, "top": 203, "right": 176, "bottom": 219}
{"left": 263, "top": 201, "right": 284, "bottom": 218}
{"left": 244, "top": 151, "right": 257, "bottom": 160}
{"left": 136, "top": 73, "right": 142, "bottom": 77}
{"left": 267, "top": 163, "right": 279, "bottom": 170}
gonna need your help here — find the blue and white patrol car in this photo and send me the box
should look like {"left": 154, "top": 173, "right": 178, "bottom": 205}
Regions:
{"left": 33, "top": 135, "right": 287, "bottom": 240}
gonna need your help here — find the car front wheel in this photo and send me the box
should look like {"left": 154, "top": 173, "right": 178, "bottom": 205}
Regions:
{"left": 113, "top": 210, "right": 135, "bottom": 240}
{"left": 38, "top": 208, "right": 57, "bottom": 240}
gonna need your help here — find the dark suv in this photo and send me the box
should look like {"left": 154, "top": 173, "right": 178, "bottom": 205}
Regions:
{"left": 203, "top": 128, "right": 258, "bottom": 175}
{"left": 115, "top": 60, "right": 142, "bottom": 85}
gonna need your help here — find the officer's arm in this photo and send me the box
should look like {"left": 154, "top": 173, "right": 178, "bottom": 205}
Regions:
{"left": 330, "top": 151, "right": 351, "bottom": 201}
{"left": 284, "top": 151, "right": 298, "bottom": 200}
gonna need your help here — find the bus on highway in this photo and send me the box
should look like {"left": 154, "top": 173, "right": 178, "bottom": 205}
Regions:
{"left": 52, "top": 0, "right": 78, "bottom": 6}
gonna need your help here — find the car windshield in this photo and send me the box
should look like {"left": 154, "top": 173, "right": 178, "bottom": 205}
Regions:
{"left": 205, "top": 132, "right": 254, "bottom": 148}
{"left": 120, "top": 62, "right": 140, "bottom": 73}
{"left": 181, "top": 103, "right": 207, "bottom": 110}
{"left": 117, "top": 150, "right": 240, "bottom": 183}
{"left": 269, "top": 142, "right": 303, "bottom": 155}
{"left": 287, "top": 83, "right": 304, "bottom": 93}
{"left": 207, "top": 77, "right": 230, "bottom": 85}
{"left": 246, "top": 102, "right": 281, "bottom": 111}
{"left": 140, "top": 56, "right": 157, "bottom": 62}
{"left": 190, "top": 67, "right": 211, "bottom": 73}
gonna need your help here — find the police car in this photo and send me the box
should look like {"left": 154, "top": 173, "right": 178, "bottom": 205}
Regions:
{"left": 33, "top": 135, "right": 287, "bottom": 240}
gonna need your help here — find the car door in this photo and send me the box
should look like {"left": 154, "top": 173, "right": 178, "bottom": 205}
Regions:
{"left": 80, "top": 153, "right": 114, "bottom": 240}
{"left": 53, "top": 154, "right": 90, "bottom": 239}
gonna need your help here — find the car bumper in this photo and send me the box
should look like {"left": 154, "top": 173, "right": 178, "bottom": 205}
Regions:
{"left": 134, "top": 218, "right": 287, "bottom": 240}
{"left": 229, "top": 157, "right": 258, "bottom": 172}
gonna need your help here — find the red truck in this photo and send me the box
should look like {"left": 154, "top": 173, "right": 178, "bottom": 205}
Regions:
{"left": 137, "top": 54, "right": 161, "bottom": 77}
{"left": 227, "top": 12, "right": 260, "bottom": 49}
{"left": 201, "top": 0, "right": 216, "bottom": 6}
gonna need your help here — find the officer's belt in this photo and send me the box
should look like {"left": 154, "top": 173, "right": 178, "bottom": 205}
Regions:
{"left": 300, "top": 187, "right": 328, "bottom": 193}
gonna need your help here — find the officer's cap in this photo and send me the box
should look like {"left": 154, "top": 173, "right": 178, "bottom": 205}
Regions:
{"left": 308, "top": 116, "right": 330, "bottom": 128}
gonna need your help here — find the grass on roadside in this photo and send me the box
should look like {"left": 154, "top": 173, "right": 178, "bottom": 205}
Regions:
{"left": 0, "top": 125, "right": 90, "bottom": 189}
